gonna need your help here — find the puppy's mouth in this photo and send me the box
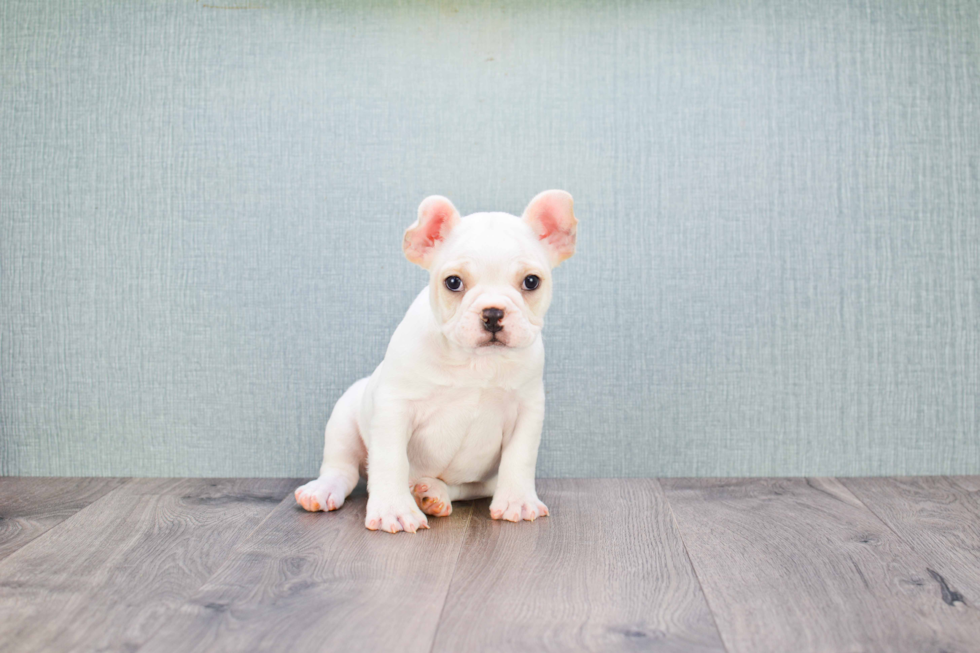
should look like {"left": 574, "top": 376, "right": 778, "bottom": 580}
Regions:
{"left": 481, "top": 333, "right": 508, "bottom": 347}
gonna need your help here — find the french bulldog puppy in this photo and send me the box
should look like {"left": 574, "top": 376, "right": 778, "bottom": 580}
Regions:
{"left": 295, "top": 190, "right": 577, "bottom": 533}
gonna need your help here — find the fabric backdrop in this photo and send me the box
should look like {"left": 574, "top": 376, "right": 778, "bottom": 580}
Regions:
{"left": 2, "top": 0, "right": 978, "bottom": 477}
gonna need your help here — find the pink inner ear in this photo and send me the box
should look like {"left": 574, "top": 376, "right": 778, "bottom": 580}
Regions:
{"left": 405, "top": 196, "right": 460, "bottom": 266}
{"left": 419, "top": 205, "right": 454, "bottom": 248}
{"left": 525, "top": 191, "right": 576, "bottom": 263}
{"left": 538, "top": 220, "right": 575, "bottom": 256}
{"left": 536, "top": 209, "right": 562, "bottom": 241}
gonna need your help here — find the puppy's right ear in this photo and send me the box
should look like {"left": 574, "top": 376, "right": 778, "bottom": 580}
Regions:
{"left": 403, "top": 196, "right": 460, "bottom": 269}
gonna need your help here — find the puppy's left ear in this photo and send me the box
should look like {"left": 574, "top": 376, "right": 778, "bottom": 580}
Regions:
{"left": 403, "top": 195, "right": 461, "bottom": 269}
{"left": 523, "top": 190, "right": 577, "bottom": 266}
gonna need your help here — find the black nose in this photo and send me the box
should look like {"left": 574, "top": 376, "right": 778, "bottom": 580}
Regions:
{"left": 482, "top": 307, "right": 504, "bottom": 333}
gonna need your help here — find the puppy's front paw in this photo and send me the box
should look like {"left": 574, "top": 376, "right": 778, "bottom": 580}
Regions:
{"left": 489, "top": 493, "right": 549, "bottom": 522}
{"left": 295, "top": 472, "right": 350, "bottom": 512}
{"left": 365, "top": 493, "right": 430, "bottom": 534}
{"left": 412, "top": 477, "right": 452, "bottom": 517}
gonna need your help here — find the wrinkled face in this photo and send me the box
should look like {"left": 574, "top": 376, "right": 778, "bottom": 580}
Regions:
{"left": 403, "top": 191, "right": 578, "bottom": 352}
{"left": 431, "top": 215, "right": 551, "bottom": 349}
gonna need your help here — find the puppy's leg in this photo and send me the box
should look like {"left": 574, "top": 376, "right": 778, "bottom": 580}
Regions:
{"left": 364, "top": 400, "right": 429, "bottom": 533}
{"left": 295, "top": 379, "right": 367, "bottom": 512}
{"left": 490, "top": 386, "right": 549, "bottom": 522}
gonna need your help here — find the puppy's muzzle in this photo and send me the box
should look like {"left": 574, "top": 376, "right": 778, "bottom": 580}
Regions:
{"left": 482, "top": 307, "right": 504, "bottom": 333}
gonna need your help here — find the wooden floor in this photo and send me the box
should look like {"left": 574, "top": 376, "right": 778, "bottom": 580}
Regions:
{"left": 1, "top": 478, "right": 978, "bottom": 652}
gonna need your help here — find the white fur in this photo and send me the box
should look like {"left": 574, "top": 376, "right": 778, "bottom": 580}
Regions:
{"left": 295, "top": 191, "right": 576, "bottom": 533}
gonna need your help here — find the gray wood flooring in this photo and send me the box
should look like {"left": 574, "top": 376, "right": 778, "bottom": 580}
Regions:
{"left": 0, "top": 477, "right": 977, "bottom": 653}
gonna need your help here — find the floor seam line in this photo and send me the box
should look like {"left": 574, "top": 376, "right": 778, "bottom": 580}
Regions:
{"left": 0, "top": 478, "right": 131, "bottom": 569}
{"left": 656, "top": 478, "right": 734, "bottom": 653}
{"left": 833, "top": 476, "right": 949, "bottom": 573}
{"left": 427, "top": 502, "right": 475, "bottom": 653}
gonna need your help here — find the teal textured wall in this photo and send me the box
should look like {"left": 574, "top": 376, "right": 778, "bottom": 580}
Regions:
{"left": 2, "top": 0, "right": 978, "bottom": 477}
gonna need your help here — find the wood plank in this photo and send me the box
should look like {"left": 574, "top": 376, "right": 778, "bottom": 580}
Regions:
{"left": 0, "top": 477, "right": 298, "bottom": 653}
{"left": 118, "top": 477, "right": 297, "bottom": 498}
{"left": 137, "top": 486, "right": 473, "bottom": 653}
{"left": 0, "top": 477, "right": 127, "bottom": 561}
{"left": 661, "top": 478, "right": 980, "bottom": 653}
{"left": 432, "top": 479, "right": 726, "bottom": 653}
{"left": 949, "top": 476, "right": 980, "bottom": 492}
{"left": 842, "top": 476, "right": 980, "bottom": 606}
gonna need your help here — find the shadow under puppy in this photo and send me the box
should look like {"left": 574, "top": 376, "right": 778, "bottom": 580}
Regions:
{"left": 296, "top": 190, "right": 578, "bottom": 533}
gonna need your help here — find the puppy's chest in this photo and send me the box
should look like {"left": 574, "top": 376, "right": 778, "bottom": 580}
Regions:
{"left": 408, "top": 386, "right": 519, "bottom": 481}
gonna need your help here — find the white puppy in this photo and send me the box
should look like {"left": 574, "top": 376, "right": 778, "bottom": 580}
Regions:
{"left": 294, "top": 190, "right": 577, "bottom": 533}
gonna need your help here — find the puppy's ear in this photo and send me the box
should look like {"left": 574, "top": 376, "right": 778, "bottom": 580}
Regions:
{"left": 522, "top": 189, "right": 577, "bottom": 266}
{"left": 403, "top": 196, "right": 461, "bottom": 268}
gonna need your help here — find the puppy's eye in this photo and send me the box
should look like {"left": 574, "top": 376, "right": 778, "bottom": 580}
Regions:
{"left": 522, "top": 275, "right": 540, "bottom": 291}
{"left": 444, "top": 275, "right": 463, "bottom": 292}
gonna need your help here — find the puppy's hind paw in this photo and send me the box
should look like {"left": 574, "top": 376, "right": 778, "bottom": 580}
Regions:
{"left": 412, "top": 477, "right": 452, "bottom": 517}
{"left": 294, "top": 473, "right": 350, "bottom": 512}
